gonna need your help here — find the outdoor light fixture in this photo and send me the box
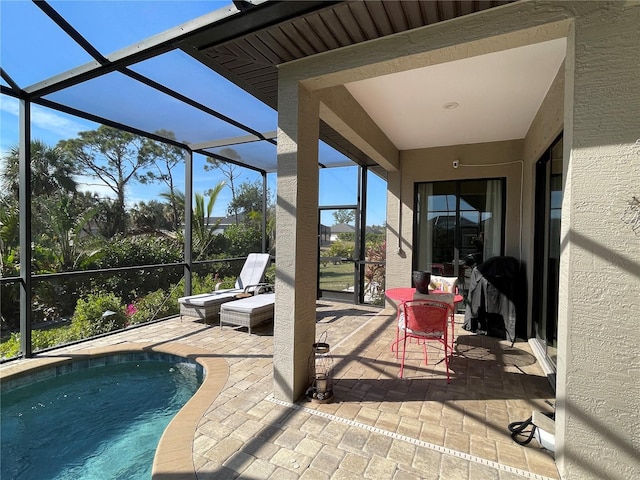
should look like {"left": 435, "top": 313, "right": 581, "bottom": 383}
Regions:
{"left": 307, "top": 333, "right": 334, "bottom": 403}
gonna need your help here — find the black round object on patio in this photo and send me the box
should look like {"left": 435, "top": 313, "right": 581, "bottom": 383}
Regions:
{"left": 412, "top": 271, "right": 431, "bottom": 294}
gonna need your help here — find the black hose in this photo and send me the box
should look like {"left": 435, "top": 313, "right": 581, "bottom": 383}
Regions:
{"left": 508, "top": 416, "right": 537, "bottom": 446}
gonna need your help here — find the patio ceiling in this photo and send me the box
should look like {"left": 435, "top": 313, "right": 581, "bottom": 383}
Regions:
{"left": 2, "top": 0, "right": 544, "bottom": 175}
{"left": 181, "top": 0, "right": 522, "bottom": 167}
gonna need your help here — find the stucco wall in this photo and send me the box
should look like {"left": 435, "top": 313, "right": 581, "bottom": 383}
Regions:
{"left": 276, "top": 2, "right": 640, "bottom": 477}
{"left": 555, "top": 4, "right": 640, "bottom": 479}
{"left": 386, "top": 140, "right": 524, "bottom": 294}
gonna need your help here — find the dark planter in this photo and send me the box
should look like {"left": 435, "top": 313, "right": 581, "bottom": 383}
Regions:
{"left": 412, "top": 271, "right": 431, "bottom": 294}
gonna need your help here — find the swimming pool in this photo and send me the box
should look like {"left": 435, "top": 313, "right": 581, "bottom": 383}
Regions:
{"left": 1, "top": 353, "right": 202, "bottom": 480}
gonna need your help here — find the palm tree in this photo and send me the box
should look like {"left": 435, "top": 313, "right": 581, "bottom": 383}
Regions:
{"left": 158, "top": 183, "right": 225, "bottom": 259}
{"left": 192, "top": 182, "right": 225, "bottom": 259}
{"left": 41, "top": 195, "right": 99, "bottom": 271}
{"left": 159, "top": 190, "right": 185, "bottom": 232}
{"left": 2, "top": 140, "right": 78, "bottom": 198}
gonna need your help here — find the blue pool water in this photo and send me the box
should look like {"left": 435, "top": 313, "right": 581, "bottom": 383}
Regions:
{"left": 1, "top": 357, "right": 202, "bottom": 480}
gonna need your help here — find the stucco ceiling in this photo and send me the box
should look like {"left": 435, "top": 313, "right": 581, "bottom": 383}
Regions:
{"left": 345, "top": 38, "right": 567, "bottom": 150}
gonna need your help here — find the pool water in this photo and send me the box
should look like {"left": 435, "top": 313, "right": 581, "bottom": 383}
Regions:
{"left": 1, "top": 359, "right": 201, "bottom": 480}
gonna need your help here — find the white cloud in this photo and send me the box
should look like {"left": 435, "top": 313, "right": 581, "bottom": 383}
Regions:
{"left": 0, "top": 96, "right": 91, "bottom": 139}
{"left": 75, "top": 174, "right": 116, "bottom": 200}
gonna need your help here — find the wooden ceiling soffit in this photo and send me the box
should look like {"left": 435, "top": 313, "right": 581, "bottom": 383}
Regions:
{"left": 179, "top": 1, "right": 514, "bottom": 168}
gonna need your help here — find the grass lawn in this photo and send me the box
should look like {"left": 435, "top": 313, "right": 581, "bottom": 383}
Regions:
{"left": 319, "top": 262, "right": 354, "bottom": 292}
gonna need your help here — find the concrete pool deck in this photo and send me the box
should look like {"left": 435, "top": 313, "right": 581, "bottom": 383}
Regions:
{"left": 1, "top": 301, "right": 558, "bottom": 479}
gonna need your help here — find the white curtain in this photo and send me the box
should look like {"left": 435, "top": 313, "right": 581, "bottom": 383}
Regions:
{"left": 483, "top": 179, "right": 502, "bottom": 260}
{"left": 416, "top": 183, "right": 433, "bottom": 270}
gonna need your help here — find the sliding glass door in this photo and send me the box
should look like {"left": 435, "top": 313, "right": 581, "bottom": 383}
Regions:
{"left": 532, "top": 135, "right": 563, "bottom": 370}
{"left": 414, "top": 179, "right": 505, "bottom": 301}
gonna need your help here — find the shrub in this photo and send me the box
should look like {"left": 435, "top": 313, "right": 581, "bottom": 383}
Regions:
{"left": 365, "top": 239, "right": 386, "bottom": 306}
{"left": 80, "top": 235, "right": 183, "bottom": 303}
{"left": 264, "top": 264, "right": 276, "bottom": 285}
{"left": 0, "top": 332, "right": 20, "bottom": 359}
{"left": 0, "top": 282, "right": 20, "bottom": 331}
{"left": 211, "top": 276, "right": 236, "bottom": 290}
{"left": 0, "top": 326, "right": 78, "bottom": 359}
{"left": 83, "top": 234, "right": 183, "bottom": 269}
{"left": 70, "top": 293, "right": 126, "bottom": 337}
{"left": 219, "top": 223, "right": 262, "bottom": 258}
{"left": 326, "top": 241, "right": 354, "bottom": 260}
{"left": 191, "top": 272, "right": 223, "bottom": 294}
{"left": 31, "top": 328, "right": 68, "bottom": 352}
{"left": 128, "top": 289, "right": 179, "bottom": 325}
{"left": 337, "top": 232, "right": 355, "bottom": 242}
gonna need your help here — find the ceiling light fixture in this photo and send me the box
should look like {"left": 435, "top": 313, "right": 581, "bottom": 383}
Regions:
{"left": 443, "top": 102, "right": 459, "bottom": 110}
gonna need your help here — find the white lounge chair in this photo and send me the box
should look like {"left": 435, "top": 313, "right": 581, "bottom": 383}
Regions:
{"left": 220, "top": 292, "right": 275, "bottom": 334}
{"left": 178, "top": 253, "right": 271, "bottom": 322}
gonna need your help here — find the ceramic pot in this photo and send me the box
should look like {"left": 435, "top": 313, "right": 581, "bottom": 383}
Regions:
{"left": 412, "top": 271, "right": 431, "bottom": 294}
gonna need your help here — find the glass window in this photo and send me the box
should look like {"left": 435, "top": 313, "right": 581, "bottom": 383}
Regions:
{"left": 414, "top": 178, "right": 505, "bottom": 298}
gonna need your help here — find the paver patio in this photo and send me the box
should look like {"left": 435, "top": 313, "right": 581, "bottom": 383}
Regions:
{"left": 1, "top": 301, "right": 558, "bottom": 480}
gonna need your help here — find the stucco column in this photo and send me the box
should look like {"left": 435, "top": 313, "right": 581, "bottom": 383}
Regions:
{"left": 273, "top": 77, "right": 320, "bottom": 402}
{"left": 384, "top": 168, "right": 412, "bottom": 297}
{"left": 556, "top": 4, "right": 640, "bottom": 479}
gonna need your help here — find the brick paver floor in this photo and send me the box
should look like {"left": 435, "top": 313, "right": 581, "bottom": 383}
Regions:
{"left": 2, "top": 301, "right": 558, "bottom": 479}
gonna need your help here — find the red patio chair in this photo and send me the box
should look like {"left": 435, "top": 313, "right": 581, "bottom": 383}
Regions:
{"left": 395, "top": 299, "right": 452, "bottom": 382}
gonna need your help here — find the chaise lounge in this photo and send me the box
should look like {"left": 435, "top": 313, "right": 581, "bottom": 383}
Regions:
{"left": 178, "top": 253, "right": 271, "bottom": 322}
{"left": 220, "top": 292, "right": 275, "bottom": 334}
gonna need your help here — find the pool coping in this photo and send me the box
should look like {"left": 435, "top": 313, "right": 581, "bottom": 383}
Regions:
{"left": 0, "top": 342, "right": 229, "bottom": 480}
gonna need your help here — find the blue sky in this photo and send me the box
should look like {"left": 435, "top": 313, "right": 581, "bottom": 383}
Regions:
{"left": 0, "top": 0, "right": 387, "bottom": 226}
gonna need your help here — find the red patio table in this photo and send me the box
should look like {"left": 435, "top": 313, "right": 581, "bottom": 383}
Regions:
{"left": 385, "top": 287, "right": 463, "bottom": 304}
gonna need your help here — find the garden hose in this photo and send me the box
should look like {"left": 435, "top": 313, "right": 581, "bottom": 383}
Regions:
{"left": 508, "top": 416, "right": 537, "bottom": 446}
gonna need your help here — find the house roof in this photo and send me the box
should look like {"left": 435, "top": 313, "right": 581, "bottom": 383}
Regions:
{"left": 331, "top": 223, "right": 356, "bottom": 234}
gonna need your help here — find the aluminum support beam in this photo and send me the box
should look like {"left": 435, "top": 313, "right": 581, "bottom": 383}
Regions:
{"left": 357, "top": 166, "right": 368, "bottom": 304}
{"left": 18, "top": 99, "right": 32, "bottom": 357}
{"left": 262, "top": 171, "right": 267, "bottom": 253}
{"left": 184, "top": 150, "right": 193, "bottom": 296}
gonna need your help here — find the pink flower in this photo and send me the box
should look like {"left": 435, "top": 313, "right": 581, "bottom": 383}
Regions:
{"left": 126, "top": 304, "right": 138, "bottom": 317}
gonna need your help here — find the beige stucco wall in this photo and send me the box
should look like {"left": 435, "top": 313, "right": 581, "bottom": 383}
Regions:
{"left": 276, "top": 2, "right": 640, "bottom": 477}
{"left": 555, "top": 4, "right": 640, "bottom": 479}
{"left": 386, "top": 140, "right": 524, "bottom": 295}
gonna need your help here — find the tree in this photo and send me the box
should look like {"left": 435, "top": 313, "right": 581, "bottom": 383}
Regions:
{"left": 40, "top": 195, "right": 99, "bottom": 271}
{"left": 1, "top": 139, "right": 78, "bottom": 198}
{"left": 1, "top": 140, "right": 96, "bottom": 268}
{"left": 193, "top": 182, "right": 225, "bottom": 259}
{"left": 159, "top": 189, "right": 185, "bottom": 234}
{"left": 0, "top": 198, "right": 19, "bottom": 277}
{"left": 221, "top": 223, "right": 262, "bottom": 257}
{"left": 58, "top": 126, "right": 156, "bottom": 235}
{"left": 332, "top": 210, "right": 355, "bottom": 225}
{"left": 140, "top": 130, "right": 185, "bottom": 230}
{"left": 228, "top": 180, "right": 266, "bottom": 218}
{"left": 204, "top": 148, "right": 241, "bottom": 224}
{"left": 130, "top": 200, "right": 173, "bottom": 232}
